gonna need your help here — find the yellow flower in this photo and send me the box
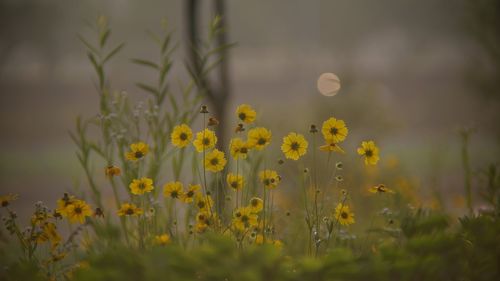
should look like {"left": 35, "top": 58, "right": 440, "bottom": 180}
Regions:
{"left": 129, "top": 177, "right": 154, "bottom": 195}
{"left": 56, "top": 194, "right": 76, "bottom": 217}
{"left": 117, "top": 203, "right": 143, "bottom": 217}
{"left": 37, "top": 222, "right": 61, "bottom": 250}
{"left": 154, "top": 233, "right": 171, "bottom": 245}
{"left": 248, "top": 197, "right": 263, "bottom": 213}
{"left": 193, "top": 128, "right": 217, "bottom": 152}
{"left": 163, "top": 181, "right": 184, "bottom": 199}
{"left": 232, "top": 207, "right": 258, "bottom": 231}
{"left": 357, "top": 140, "right": 380, "bottom": 165}
{"left": 229, "top": 138, "right": 250, "bottom": 159}
{"left": 204, "top": 149, "right": 227, "bottom": 172}
{"left": 105, "top": 165, "right": 121, "bottom": 177}
{"left": 171, "top": 124, "right": 193, "bottom": 148}
{"left": 125, "top": 142, "right": 149, "bottom": 161}
{"left": 321, "top": 117, "right": 348, "bottom": 143}
{"left": 281, "top": 132, "right": 308, "bottom": 160}
{"left": 236, "top": 104, "right": 257, "bottom": 124}
{"left": 195, "top": 193, "right": 214, "bottom": 211}
{"left": 319, "top": 141, "right": 345, "bottom": 153}
{"left": 66, "top": 200, "right": 92, "bottom": 224}
{"left": 181, "top": 184, "right": 200, "bottom": 203}
{"left": 368, "top": 184, "right": 395, "bottom": 194}
{"left": 259, "top": 169, "right": 281, "bottom": 189}
{"left": 226, "top": 173, "right": 244, "bottom": 190}
{"left": 334, "top": 203, "right": 355, "bottom": 226}
{"left": 0, "top": 194, "right": 18, "bottom": 208}
{"left": 247, "top": 127, "right": 271, "bottom": 150}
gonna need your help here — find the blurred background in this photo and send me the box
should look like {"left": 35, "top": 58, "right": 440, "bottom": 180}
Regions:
{"left": 1, "top": 0, "right": 499, "bottom": 219}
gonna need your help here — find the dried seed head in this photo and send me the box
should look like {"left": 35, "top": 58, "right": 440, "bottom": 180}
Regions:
{"left": 208, "top": 117, "right": 219, "bottom": 126}
{"left": 335, "top": 162, "right": 343, "bottom": 170}
{"left": 309, "top": 124, "right": 318, "bottom": 133}
{"left": 278, "top": 159, "right": 284, "bottom": 165}
{"left": 200, "top": 105, "right": 209, "bottom": 114}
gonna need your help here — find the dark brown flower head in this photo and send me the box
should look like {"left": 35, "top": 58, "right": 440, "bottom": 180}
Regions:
{"left": 309, "top": 124, "right": 318, "bottom": 133}
{"left": 234, "top": 123, "right": 245, "bottom": 133}
{"left": 200, "top": 105, "right": 209, "bottom": 114}
{"left": 208, "top": 117, "right": 219, "bottom": 127}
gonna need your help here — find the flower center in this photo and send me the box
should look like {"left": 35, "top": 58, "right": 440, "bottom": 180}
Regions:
{"left": 187, "top": 191, "right": 194, "bottom": 197}
{"left": 290, "top": 142, "right": 299, "bottom": 151}
{"left": 257, "top": 138, "right": 266, "bottom": 145}
{"left": 251, "top": 200, "right": 258, "bottom": 207}
{"left": 197, "top": 201, "right": 206, "bottom": 209}
{"left": 341, "top": 212, "right": 348, "bottom": 219}
{"left": 231, "top": 181, "right": 239, "bottom": 189}
{"left": 330, "top": 127, "right": 338, "bottom": 135}
{"left": 171, "top": 191, "right": 178, "bottom": 198}
{"left": 240, "top": 147, "right": 248, "bottom": 154}
{"left": 365, "top": 150, "right": 373, "bottom": 157}
{"left": 238, "top": 113, "right": 246, "bottom": 120}
{"left": 74, "top": 207, "right": 82, "bottom": 214}
{"left": 126, "top": 208, "right": 134, "bottom": 215}
{"left": 135, "top": 151, "right": 144, "bottom": 158}
{"left": 139, "top": 183, "right": 145, "bottom": 190}
{"left": 241, "top": 215, "right": 249, "bottom": 223}
{"left": 263, "top": 179, "right": 271, "bottom": 186}
{"left": 202, "top": 138, "right": 210, "bottom": 145}
{"left": 210, "top": 158, "right": 219, "bottom": 165}
{"left": 180, "top": 133, "right": 188, "bottom": 140}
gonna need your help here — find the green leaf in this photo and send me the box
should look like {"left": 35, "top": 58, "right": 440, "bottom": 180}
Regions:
{"left": 131, "top": 59, "right": 159, "bottom": 70}
{"left": 78, "top": 34, "right": 99, "bottom": 55}
{"left": 136, "top": 83, "right": 158, "bottom": 95}
{"left": 99, "top": 29, "right": 111, "bottom": 48}
{"left": 103, "top": 43, "right": 125, "bottom": 63}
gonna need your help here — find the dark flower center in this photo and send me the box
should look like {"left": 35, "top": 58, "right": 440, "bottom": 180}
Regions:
{"left": 341, "top": 212, "right": 348, "bottom": 219}
{"left": 365, "top": 150, "right": 373, "bottom": 157}
{"left": 171, "top": 191, "right": 178, "bottom": 198}
{"left": 240, "top": 147, "right": 248, "bottom": 154}
{"left": 187, "top": 191, "right": 194, "bottom": 197}
{"left": 135, "top": 151, "right": 144, "bottom": 158}
{"left": 139, "top": 183, "right": 145, "bottom": 190}
{"left": 202, "top": 138, "right": 210, "bottom": 145}
{"left": 291, "top": 142, "right": 299, "bottom": 151}
{"left": 1, "top": 201, "right": 8, "bottom": 207}
{"left": 241, "top": 215, "right": 249, "bottom": 223}
{"left": 197, "top": 201, "right": 206, "bottom": 209}
{"left": 251, "top": 200, "right": 259, "bottom": 207}
{"left": 257, "top": 138, "right": 266, "bottom": 145}
{"left": 263, "top": 179, "right": 271, "bottom": 186}
{"left": 210, "top": 158, "right": 219, "bottom": 165}
{"left": 74, "top": 207, "right": 82, "bottom": 214}
{"left": 231, "top": 182, "right": 239, "bottom": 189}
{"left": 126, "top": 208, "right": 134, "bottom": 215}
{"left": 330, "top": 127, "right": 338, "bottom": 135}
{"left": 180, "top": 133, "right": 188, "bottom": 140}
{"left": 238, "top": 113, "right": 246, "bottom": 120}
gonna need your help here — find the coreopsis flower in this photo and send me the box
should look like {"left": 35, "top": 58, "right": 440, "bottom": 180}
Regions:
{"left": 181, "top": 184, "right": 200, "bottom": 203}
{"left": 357, "top": 140, "right": 380, "bottom": 165}
{"left": 319, "top": 141, "right": 345, "bottom": 153}
{"left": 37, "top": 222, "right": 61, "bottom": 250}
{"left": 281, "top": 132, "right": 308, "bottom": 160}
{"left": 195, "top": 193, "right": 214, "bottom": 212}
{"left": 117, "top": 203, "right": 143, "bottom": 217}
{"left": 232, "top": 207, "right": 258, "bottom": 231}
{"left": 334, "top": 203, "right": 355, "bottom": 226}
{"left": 204, "top": 149, "right": 227, "bottom": 172}
{"left": 66, "top": 200, "right": 92, "bottom": 224}
{"left": 368, "top": 184, "right": 394, "bottom": 194}
{"left": 129, "top": 177, "right": 154, "bottom": 195}
{"left": 105, "top": 165, "right": 121, "bottom": 177}
{"left": 259, "top": 169, "right": 281, "bottom": 189}
{"left": 248, "top": 197, "right": 263, "bottom": 213}
{"left": 226, "top": 173, "right": 244, "bottom": 190}
{"left": 125, "top": 142, "right": 149, "bottom": 161}
{"left": 321, "top": 117, "right": 348, "bottom": 143}
{"left": 171, "top": 124, "right": 193, "bottom": 148}
{"left": 247, "top": 127, "right": 271, "bottom": 150}
{"left": 229, "top": 138, "right": 249, "bottom": 159}
{"left": 0, "top": 194, "right": 18, "bottom": 207}
{"left": 154, "top": 234, "right": 171, "bottom": 245}
{"left": 193, "top": 128, "right": 217, "bottom": 152}
{"left": 56, "top": 194, "right": 76, "bottom": 217}
{"left": 236, "top": 104, "right": 257, "bottom": 124}
{"left": 163, "top": 181, "right": 184, "bottom": 199}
